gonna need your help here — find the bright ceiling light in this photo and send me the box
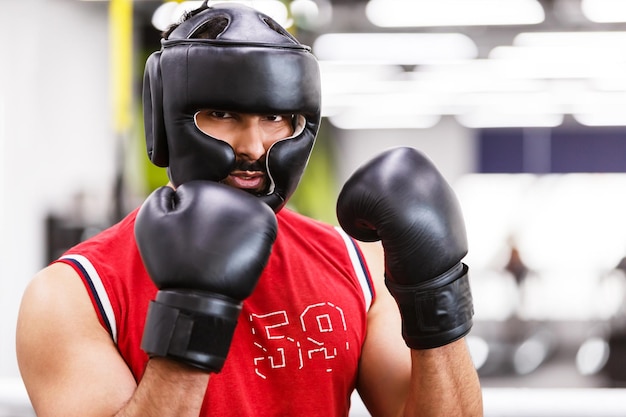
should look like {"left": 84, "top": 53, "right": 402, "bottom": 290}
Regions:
{"left": 329, "top": 112, "right": 441, "bottom": 130}
{"left": 457, "top": 113, "right": 563, "bottom": 128}
{"left": 490, "top": 45, "right": 626, "bottom": 64}
{"left": 318, "top": 62, "right": 404, "bottom": 97}
{"left": 574, "top": 111, "right": 626, "bottom": 127}
{"left": 591, "top": 67, "right": 626, "bottom": 91}
{"left": 325, "top": 93, "right": 443, "bottom": 129}
{"left": 582, "top": 0, "right": 626, "bottom": 22}
{"left": 510, "top": 31, "right": 626, "bottom": 65}
{"left": 290, "top": 0, "right": 332, "bottom": 30}
{"left": 313, "top": 33, "right": 477, "bottom": 65}
{"left": 513, "top": 31, "right": 626, "bottom": 47}
{"left": 485, "top": 32, "right": 626, "bottom": 81}
{"left": 328, "top": 109, "right": 441, "bottom": 130}
{"left": 151, "top": 1, "right": 187, "bottom": 31}
{"left": 413, "top": 60, "right": 550, "bottom": 92}
{"left": 456, "top": 92, "right": 564, "bottom": 128}
{"left": 570, "top": 92, "right": 626, "bottom": 126}
{"left": 151, "top": 0, "right": 290, "bottom": 31}
{"left": 366, "top": 0, "right": 545, "bottom": 27}
{"left": 512, "top": 32, "right": 626, "bottom": 74}
{"left": 488, "top": 40, "right": 626, "bottom": 79}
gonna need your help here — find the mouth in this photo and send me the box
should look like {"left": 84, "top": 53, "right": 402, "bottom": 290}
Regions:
{"left": 226, "top": 171, "right": 266, "bottom": 193}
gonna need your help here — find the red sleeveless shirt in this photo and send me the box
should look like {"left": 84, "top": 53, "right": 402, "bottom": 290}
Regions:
{"left": 56, "top": 207, "right": 374, "bottom": 416}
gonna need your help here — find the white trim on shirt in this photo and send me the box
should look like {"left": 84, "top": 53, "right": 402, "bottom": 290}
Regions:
{"left": 335, "top": 227, "right": 374, "bottom": 311}
{"left": 60, "top": 254, "right": 118, "bottom": 343}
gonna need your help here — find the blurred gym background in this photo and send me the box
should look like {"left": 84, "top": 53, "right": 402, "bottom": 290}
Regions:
{"left": 2, "top": 0, "right": 626, "bottom": 415}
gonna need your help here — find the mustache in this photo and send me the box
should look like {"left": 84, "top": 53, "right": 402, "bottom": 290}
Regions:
{"left": 234, "top": 158, "right": 266, "bottom": 172}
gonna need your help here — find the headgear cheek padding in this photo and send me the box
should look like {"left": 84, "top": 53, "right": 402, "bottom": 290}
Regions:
{"left": 261, "top": 118, "right": 317, "bottom": 210}
{"left": 142, "top": 3, "right": 322, "bottom": 212}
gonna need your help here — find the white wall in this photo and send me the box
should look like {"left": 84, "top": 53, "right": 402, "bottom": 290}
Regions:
{"left": 0, "top": 0, "right": 113, "bottom": 378}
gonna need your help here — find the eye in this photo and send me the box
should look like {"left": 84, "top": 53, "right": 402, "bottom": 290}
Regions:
{"left": 263, "top": 114, "right": 288, "bottom": 122}
{"left": 211, "top": 111, "right": 234, "bottom": 119}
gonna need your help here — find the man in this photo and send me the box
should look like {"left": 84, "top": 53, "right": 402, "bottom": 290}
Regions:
{"left": 16, "top": 2, "right": 482, "bottom": 416}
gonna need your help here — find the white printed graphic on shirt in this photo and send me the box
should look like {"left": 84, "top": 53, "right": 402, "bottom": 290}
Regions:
{"left": 249, "top": 302, "right": 348, "bottom": 379}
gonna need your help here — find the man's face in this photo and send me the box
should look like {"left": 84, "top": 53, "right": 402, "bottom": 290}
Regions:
{"left": 194, "top": 110, "right": 296, "bottom": 195}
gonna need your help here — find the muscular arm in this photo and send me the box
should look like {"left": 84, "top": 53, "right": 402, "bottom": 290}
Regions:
{"left": 404, "top": 341, "right": 482, "bottom": 417}
{"left": 16, "top": 263, "right": 210, "bottom": 417}
{"left": 356, "top": 242, "right": 483, "bottom": 417}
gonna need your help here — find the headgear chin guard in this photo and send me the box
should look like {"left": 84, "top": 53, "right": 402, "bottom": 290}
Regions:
{"left": 143, "top": 2, "right": 322, "bottom": 212}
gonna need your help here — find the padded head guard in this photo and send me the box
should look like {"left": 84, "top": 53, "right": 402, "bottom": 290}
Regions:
{"left": 143, "top": 2, "right": 321, "bottom": 212}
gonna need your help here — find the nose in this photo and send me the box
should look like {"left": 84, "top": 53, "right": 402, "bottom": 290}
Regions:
{"left": 229, "top": 119, "right": 268, "bottom": 162}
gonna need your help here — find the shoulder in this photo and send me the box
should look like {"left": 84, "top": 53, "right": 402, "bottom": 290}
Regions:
{"left": 19, "top": 262, "right": 91, "bottom": 310}
{"left": 16, "top": 263, "right": 138, "bottom": 415}
{"left": 17, "top": 262, "right": 101, "bottom": 344}
{"left": 16, "top": 262, "right": 106, "bottom": 386}
{"left": 18, "top": 209, "right": 144, "bottom": 361}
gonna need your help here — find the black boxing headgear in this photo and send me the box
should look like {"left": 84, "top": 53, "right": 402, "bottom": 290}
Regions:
{"left": 143, "top": 2, "right": 321, "bottom": 212}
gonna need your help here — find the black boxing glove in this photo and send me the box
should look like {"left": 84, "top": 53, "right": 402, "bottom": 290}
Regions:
{"left": 135, "top": 181, "right": 277, "bottom": 371}
{"left": 336, "top": 147, "right": 473, "bottom": 349}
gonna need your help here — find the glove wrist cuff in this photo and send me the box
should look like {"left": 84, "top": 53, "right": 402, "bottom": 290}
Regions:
{"left": 386, "top": 263, "right": 474, "bottom": 350}
{"left": 141, "top": 289, "right": 242, "bottom": 372}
